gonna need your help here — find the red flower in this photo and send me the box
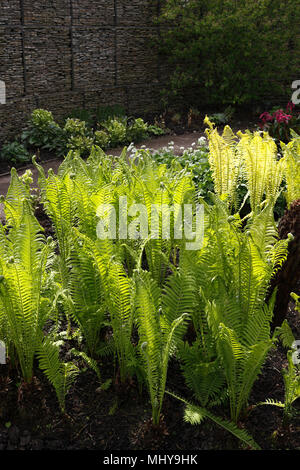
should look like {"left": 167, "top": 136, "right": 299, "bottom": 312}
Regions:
{"left": 273, "top": 109, "right": 292, "bottom": 124}
{"left": 259, "top": 111, "right": 273, "bottom": 123}
{"left": 286, "top": 101, "right": 295, "bottom": 113}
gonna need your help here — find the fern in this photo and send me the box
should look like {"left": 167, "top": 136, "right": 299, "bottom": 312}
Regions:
{"left": 255, "top": 350, "right": 300, "bottom": 423}
{"left": 204, "top": 117, "right": 241, "bottom": 208}
{"left": 135, "top": 270, "right": 189, "bottom": 425}
{"left": 38, "top": 337, "right": 79, "bottom": 413}
{"left": 0, "top": 190, "right": 55, "bottom": 382}
{"left": 70, "top": 348, "right": 101, "bottom": 382}
{"left": 167, "top": 391, "right": 260, "bottom": 450}
{"left": 281, "top": 135, "right": 300, "bottom": 207}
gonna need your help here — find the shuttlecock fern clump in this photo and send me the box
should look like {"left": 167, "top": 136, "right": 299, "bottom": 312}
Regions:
{"left": 0, "top": 170, "right": 56, "bottom": 383}
{"left": 184, "top": 197, "right": 289, "bottom": 423}
{"left": 204, "top": 118, "right": 287, "bottom": 215}
{"left": 204, "top": 116, "right": 241, "bottom": 208}
{"left": 237, "top": 130, "right": 285, "bottom": 212}
{"left": 135, "top": 270, "right": 190, "bottom": 426}
{"left": 1, "top": 130, "right": 296, "bottom": 446}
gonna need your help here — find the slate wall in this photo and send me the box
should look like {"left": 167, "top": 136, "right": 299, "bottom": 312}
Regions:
{"left": 0, "top": 0, "right": 165, "bottom": 143}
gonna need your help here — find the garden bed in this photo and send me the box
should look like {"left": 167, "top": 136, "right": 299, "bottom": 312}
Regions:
{"left": 0, "top": 121, "right": 299, "bottom": 453}
{"left": 0, "top": 299, "right": 299, "bottom": 451}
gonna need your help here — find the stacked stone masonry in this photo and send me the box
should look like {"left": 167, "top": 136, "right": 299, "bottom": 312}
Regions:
{"left": 0, "top": 0, "right": 167, "bottom": 143}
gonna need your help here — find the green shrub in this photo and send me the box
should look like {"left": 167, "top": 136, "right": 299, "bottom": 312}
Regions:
{"left": 66, "top": 135, "right": 95, "bottom": 155}
{"left": 19, "top": 109, "right": 165, "bottom": 159}
{"left": 94, "top": 130, "right": 110, "bottom": 149}
{"left": 63, "top": 118, "right": 91, "bottom": 138}
{"left": 158, "top": 0, "right": 300, "bottom": 108}
{"left": 126, "top": 118, "right": 149, "bottom": 143}
{"left": 21, "top": 109, "right": 65, "bottom": 153}
{"left": 63, "top": 118, "right": 94, "bottom": 155}
{"left": 101, "top": 117, "right": 128, "bottom": 147}
{"left": 1, "top": 141, "right": 30, "bottom": 165}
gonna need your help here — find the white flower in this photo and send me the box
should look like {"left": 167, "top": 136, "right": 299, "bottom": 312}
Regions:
{"left": 198, "top": 137, "right": 207, "bottom": 146}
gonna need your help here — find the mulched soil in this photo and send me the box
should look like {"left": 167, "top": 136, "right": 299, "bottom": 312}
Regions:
{"left": 0, "top": 206, "right": 299, "bottom": 452}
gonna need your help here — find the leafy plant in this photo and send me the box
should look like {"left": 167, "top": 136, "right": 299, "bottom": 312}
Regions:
{"left": 207, "top": 106, "right": 235, "bottom": 126}
{"left": 158, "top": 0, "right": 300, "bottom": 107}
{"left": 204, "top": 117, "right": 241, "bottom": 208}
{"left": 0, "top": 141, "right": 30, "bottom": 165}
{"left": 281, "top": 132, "right": 300, "bottom": 207}
{"left": 256, "top": 349, "right": 300, "bottom": 424}
{"left": 21, "top": 109, "right": 65, "bottom": 154}
{"left": 259, "top": 103, "right": 300, "bottom": 142}
{"left": 94, "top": 130, "right": 110, "bottom": 149}
{"left": 0, "top": 170, "right": 56, "bottom": 383}
{"left": 126, "top": 118, "right": 149, "bottom": 143}
{"left": 38, "top": 337, "right": 79, "bottom": 413}
{"left": 101, "top": 117, "right": 127, "bottom": 147}
{"left": 135, "top": 270, "right": 189, "bottom": 425}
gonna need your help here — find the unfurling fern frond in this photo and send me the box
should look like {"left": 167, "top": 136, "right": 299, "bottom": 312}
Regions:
{"left": 256, "top": 398, "right": 284, "bottom": 408}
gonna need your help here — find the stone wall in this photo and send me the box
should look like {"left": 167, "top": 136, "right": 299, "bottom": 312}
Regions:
{"left": 0, "top": 0, "right": 166, "bottom": 143}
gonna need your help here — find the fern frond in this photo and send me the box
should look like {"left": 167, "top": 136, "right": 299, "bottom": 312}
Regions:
{"left": 38, "top": 337, "right": 79, "bottom": 413}
{"left": 167, "top": 391, "right": 260, "bottom": 450}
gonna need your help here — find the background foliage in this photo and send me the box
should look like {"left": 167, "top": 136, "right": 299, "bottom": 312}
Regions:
{"left": 158, "top": 0, "right": 300, "bottom": 108}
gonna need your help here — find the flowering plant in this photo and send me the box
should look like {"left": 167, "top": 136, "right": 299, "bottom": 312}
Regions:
{"left": 259, "top": 102, "right": 300, "bottom": 142}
